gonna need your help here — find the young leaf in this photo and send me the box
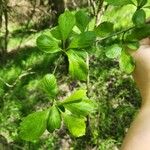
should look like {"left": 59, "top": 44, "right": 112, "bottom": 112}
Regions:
{"left": 69, "top": 31, "right": 96, "bottom": 49}
{"left": 63, "top": 113, "right": 86, "bottom": 137}
{"left": 47, "top": 106, "right": 61, "bottom": 132}
{"left": 59, "top": 89, "right": 87, "bottom": 105}
{"left": 105, "top": 44, "right": 122, "bottom": 59}
{"left": 132, "top": 9, "right": 146, "bottom": 27}
{"left": 40, "top": 74, "right": 58, "bottom": 98}
{"left": 119, "top": 50, "right": 135, "bottom": 74}
{"left": 64, "top": 99, "right": 96, "bottom": 117}
{"left": 19, "top": 110, "right": 48, "bottom": 141}
{"left": 94, "top": 22, "right": 114, "bottom": 37}
{"left": 36, "top": 34, "right": 61, "bottom": 53}
{"left": 105, "top": 0, "right": 133, "bottom": 6}
{"left": 66, "top": 50, "right": 88, "bottom": 81}
{"left": 58, "top": 11, "right": 76, "bottom": 41}
{"left": 75, "top": 10, "right": 90, "bottom": 32}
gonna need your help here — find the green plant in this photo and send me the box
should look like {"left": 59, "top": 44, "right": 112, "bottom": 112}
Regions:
{"left": 19, "top": 75, "right": 96, "bottom": 141}
{"left": 19, "top": 10, "right": 97, "bottom": 142}
{"left": 19, "top": 0, "right": 150, "bottom": 142}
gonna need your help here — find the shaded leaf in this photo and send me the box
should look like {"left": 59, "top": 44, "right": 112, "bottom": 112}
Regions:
{"left": 36, "top": 34, "right": 61, "bottom": 53}
{"left": 126, "top": 40, "right": 140, "bottom": 50}
{"left": 137, "top": 0, "right": 148, "bottom": 7}
{"left": 127, "top": 24, "right": 150, "bottom": 40}
{"left": 132, "top": 9, "right": 146, "bottom": 27}
{"left": 105, "top": 0, "right": 133, "bottom": 6}
{"left": 47, "top": 106, "right": 61, "bottom": 132}
{"left": 94, "top": 22, "right": 114, "bottom": 37}
{"left": 75, "top": 10, "right": 90, "bottom": 32}
{"left": 69, "top": 31, "right": 96, "bottom": 49}
{"left": 50, "top": 26, "right": 62, "bottom": 40}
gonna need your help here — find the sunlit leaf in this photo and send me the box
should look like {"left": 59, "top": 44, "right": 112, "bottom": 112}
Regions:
{"left": 58, "top": 11, "right": 76, "bottom": 41}
{"left": 64, "top": 99, "right": 96, "bottom": 117}
{"left": 59, "top": 89, "right": 87, "bottom": 105}
{"left": 67, "top": 50, "right": 88, "bottom": 81}
{"left": 105, "top": 44, "right": 122, "bottom": 59}
{"left": 119, "top": 50, "right": 135, "bottom": 74}
{"left": 19, "top": 110, "right": 48, "bottom": 141}
{"left": 63, "top": 113, "right": 86, "bottom": 137}
{"left": 40, "top": 74, "right": 58, "bottom": 98}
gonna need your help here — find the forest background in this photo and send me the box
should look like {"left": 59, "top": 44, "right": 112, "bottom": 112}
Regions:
{"left": 0, "top": 0, "right": 150, "bottom": 150}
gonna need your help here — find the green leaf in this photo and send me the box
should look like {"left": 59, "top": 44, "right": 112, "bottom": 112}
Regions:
{"left": 132, "top": 9, "right": 146, "bottom": 27}
{"left": 69, "top": 31, "right": 96, "bottom": 49}
{"left": 127, "top": 24, "right": 150, "bottom": 40}
{"left": 58, "top": 11, "right": 76, "bottom": 41}
{"left": 75, "top": 10, "right": 90, "bottom": 32}
{"left": 19, "top": 110, "right": 48, "bottom": 141}
{"left": 50, "top": 26, "right": 62, "bottom": 40}
{"left": 47, "top": 106, "right": 61, "bottom": 132}
{"left": 119, "top": 50, "right": 135, "bottom": 74}
{"left": 36, "top": 34, "right": 61, "bottom": 53}
{"left": 105, "top": 44, "right": 122, "bottom": 59}
{"left": 66, "top": 50, "right": 88, "bottom": 81}
{"left": 105, "top": 0, "right": 133, "bottom": 6}
{"left": 64, "top": 99, "right": 96, "bottom": 117}
{"left": 88, "top": 17, "right": 96, "bottom": 31}
{"left": 63, "top": 113, "right": 86, "bottom": 137}
{"left": 126, "top": 40, "right": 140, "bottom": 50}
{"left": 59, "top": 89, "right": 87, "bottom": 105}
{"left": 137, "top": 0, "right": 147, "bottom": 7}
{"left": 40, "top": 74, "right": 58, "bottom": 98}
{"left": 94, "top": 22, "right": 114, "bottom": 37}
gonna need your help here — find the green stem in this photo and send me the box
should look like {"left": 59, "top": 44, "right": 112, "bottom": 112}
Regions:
{"left": 52, "top": 54, "right": 62, "bottom": 75}
{"left": 97, "top": 26, "right": 135, "bottom": 42}
{"left": 85, "top": 52, "right": 92, "bottom": 144}
{"left": 86, "top": 53, "right": 90, "bottom": 97}
{"left": 62, "top": 40, "right": 66, "bottom": 50}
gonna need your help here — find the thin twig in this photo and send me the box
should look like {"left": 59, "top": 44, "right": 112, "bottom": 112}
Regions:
{"left": 89, "top": 0, "right": 96, "bottom": 16}
{"left": 86, "top": 52, "right": 90, "bottom": 97}
{"left": 0, "top": 68, "right": 35, "bottom": 88}
{"left": 97, "top": 19, "right": 150, "bottom": 43}
{"left": 95, "top": 0, "right": 104, "bottom": 26}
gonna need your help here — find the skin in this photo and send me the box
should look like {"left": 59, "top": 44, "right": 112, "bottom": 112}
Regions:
{"left": 121, "top": 37, "right": 150, "bottom": 150}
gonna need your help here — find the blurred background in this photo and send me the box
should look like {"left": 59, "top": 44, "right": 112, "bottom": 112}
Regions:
{"left": 0, "top": 0, "right": 150, "bottom": 149}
